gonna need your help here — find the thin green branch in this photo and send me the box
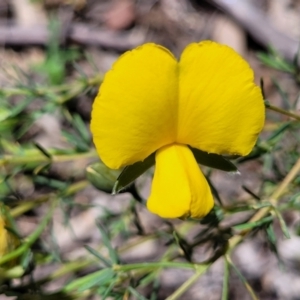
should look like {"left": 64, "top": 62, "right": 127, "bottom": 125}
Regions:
{"left": 0, "top": 149, "right": 97, "bottom": 166}
{"left": 165, "top": 264, "right": 211, "bottom": 300}
{"left": 266, "top": 103, "right": 300, "bottom": 121}
{"left": 113, "top": 261, "right": 198, "bottom": 272}
{"left": 10, "top": 180, "right": 89, "bottom": 217}
{"left": 222, "top": 257, "right": 229, "bottom": 300}
{"left": 229, "top": 156, "right": 300, "bottom": 250}
{"left": 226, "top": 256, "right": 259, "bottom": 300}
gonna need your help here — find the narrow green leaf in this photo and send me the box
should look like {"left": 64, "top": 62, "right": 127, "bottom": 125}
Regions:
{"left": 113, "top": 153, "right": 155, "bottom": 194}
{"left": 233, "top": 215, "right": 273, "bottom": 231}
{"left": 288, "top": 192, "right": 300, "bottom": 204}
{"left": 222, "top": 257, "right": 230, "bottom": 300}
{"left": 267, "top": 122, "right": 291, "bottom": 142}
{"left": 257, "top": 51, "right": 295, "bottom": 73}
{"left": 33, "top": 176, "right": 68, "bottom": 190}
{"left": 20, "top": 249, "right": 32, "bottom": 270}
{"left": 271, "top": 78, "right": 291, "bottom": 109}
{"left": 228, "top": 258, "right": 259, "bottom": 300}
{"left": 73, "top": 62, "right": 88, "bottom": 79}
{"left": 84, "top": 245, "right": 112, "bottom": 267}
{"left": 266, "top": 223, "right": 276, "bottom": 245}
{"left": 73, "top": 113, "right": 91, "bottom": 144}
{"left": 139, "top": 271, "right": 158, "bottom": 287}
{"left": 190, "top": 148, "right": 237, "bottom": 172}
{"left": 64, "top": 268, "right": 114, "bottom": 292}
{"left": 99, "top": 279, "right": 117, "bottom": 299}
{"left": 257, "top": 52, "right": 278, "bottom": 69}
{"left": 2, "top": 206, "right": 20, "bottom": 238}
{"left": 62, "top": 130, "right": 89, "bottom": 152}
{"left": 127, "top": 286, "right": 148, "bottom": 300}
{"left": 9, "top": 97, "right": 34, "bottom": 118}
{"left": 265, "top": 223, "right": 281, "bottom": 262}
{"left": 0, "top": 107, "right": 13, "bottom": 122}
{"left": 78, "top": 269, "right": 114, "bottom": 292}
{"left": 33, "top": 162, "right": 51, "bottom": 175}
{"left": 273, "top": 208, "right": 290, "bottom": 239}
{"left": 96, "top": 222, "right": 119, "bottom": 264}
{"left": 15, "top": 118, "right": 35, "bottom": 139}
{"left": 150, "top": 277, "right": 160, "bottom": 300}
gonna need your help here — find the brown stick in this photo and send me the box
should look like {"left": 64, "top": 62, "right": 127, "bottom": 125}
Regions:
{"left": 210, "top": 0, "right": 299, "bottom": 61}
{"left": 0, "top": 22, "right": 145, "bottom": 50}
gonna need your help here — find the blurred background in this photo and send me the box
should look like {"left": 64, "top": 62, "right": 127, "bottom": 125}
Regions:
{"left": 1, "top": 0, "right": 300, "bottom": 299}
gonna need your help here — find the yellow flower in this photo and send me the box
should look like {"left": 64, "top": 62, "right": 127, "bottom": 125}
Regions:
{"left": 91, "top": 41, "right": 265, "bottom": 219}
{"left": 0, "top": 205, "right": 19, "bottom": 259}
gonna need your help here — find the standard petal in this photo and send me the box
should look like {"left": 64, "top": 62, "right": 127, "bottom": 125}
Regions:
{"left": 177, "top": 41, "right": 265, "bottom": 156}
{"left": 91, "top": 44, "right": 178, "bottom": 169}
{"left": 147, "top": 144, "right": 214, "bottom": 219}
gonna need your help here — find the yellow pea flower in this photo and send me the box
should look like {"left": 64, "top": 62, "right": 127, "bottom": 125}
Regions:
{"left": 91, "top": 41, "right": 265, "bottom": 219}
{"left": 0, "top": 205, "right": 19, "bottom": 260}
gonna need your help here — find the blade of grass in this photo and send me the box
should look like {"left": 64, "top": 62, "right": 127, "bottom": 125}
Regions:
{"left": 96, "top": 222, "right": 119, "bottom": 264}
{"left": 222, "top": 257, "right": 230, "bottom": 300}
{"left": 227, "top": 256, "right": 258, "bottom": 300}
{"left": 84, "top": 245, "right": 112, "bottom": 267}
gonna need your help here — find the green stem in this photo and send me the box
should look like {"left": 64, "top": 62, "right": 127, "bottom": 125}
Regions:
{"left": 165, "top": 264, "right": 211, "bottom": 300}
{"left": 63, "top": 180, "right": 90, "bottom": 196}
{"left": 266, "top": 103, "right": 300, "bottom": 121}
{"left": 222, "top": 257, "right": 229, "bottom": 300}
{"left": 35, "top": 260, "right": 93, "bottom": 285}
{"left": 113, "top": 262, "right": 197, "bottom": 272}
{"left": 227, "top": 256, "right": 258, "bottom": 300}
{"left": 0, "top": 150, "right": 97, "bottom": 166}
{"left": 19, "top": 234, "right": 161, "bottom": 286}
{"left": 11, "top": 195, "right": 51, "bottom": 217}
{"left": 10, "top": 180, "right": 89, "bottom": 217}
{"left": 229, "top": 156, "right": 300, "bottom": 250}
